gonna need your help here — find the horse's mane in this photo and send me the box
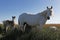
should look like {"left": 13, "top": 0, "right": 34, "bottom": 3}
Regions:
{"left": 37, "top": 9, "right": 47, "bottom": 15}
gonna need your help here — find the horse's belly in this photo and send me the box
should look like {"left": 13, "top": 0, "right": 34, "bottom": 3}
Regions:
{"left": 27, "top": 22, "right": 38, "bottom": 26}
{"left": 24, "top": 17, "right": 39, "bottom": 26}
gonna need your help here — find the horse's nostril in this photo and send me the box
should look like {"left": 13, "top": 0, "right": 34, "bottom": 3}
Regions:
{"left": 47, "top": 16, "right": 50, "bottom": 20}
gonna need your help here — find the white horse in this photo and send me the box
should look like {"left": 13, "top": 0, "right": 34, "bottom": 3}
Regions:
{"left": 18, "top": 6, "right": 53, "bottom": 32}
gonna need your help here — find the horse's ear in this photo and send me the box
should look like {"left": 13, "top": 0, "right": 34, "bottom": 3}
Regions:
{"left": 51, "top": 6, "right": 53, "bottom": 9}
{"left": 47, "top": 6, "right": 48, "bottom": 9}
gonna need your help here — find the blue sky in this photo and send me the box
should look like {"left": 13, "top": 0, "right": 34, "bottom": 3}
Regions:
{"left": 0, "top": 0, "right": 60, "bottom": 24}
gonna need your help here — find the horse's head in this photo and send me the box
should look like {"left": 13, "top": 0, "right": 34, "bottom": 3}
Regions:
{"left": 46, "top": 6, "right": 53, "bottom": 20}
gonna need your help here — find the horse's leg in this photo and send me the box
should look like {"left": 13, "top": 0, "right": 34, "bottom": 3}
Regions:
{"left": 18, "top": 22, "right": 26, "bottom": 32}
{"left": 36, "top": 25, "right": 43, "bottom": 32}
{"left": 23, "top": 22, "right": 27, "bottom": 32}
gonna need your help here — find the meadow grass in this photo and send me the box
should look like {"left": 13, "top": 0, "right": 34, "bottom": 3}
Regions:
{"left": 0, "top": 24, "right": 60, "bottom": 40}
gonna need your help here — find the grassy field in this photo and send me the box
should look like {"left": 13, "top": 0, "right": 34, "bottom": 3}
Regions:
{"left": 0, "top": 24, "right": 60, "bottom": 40}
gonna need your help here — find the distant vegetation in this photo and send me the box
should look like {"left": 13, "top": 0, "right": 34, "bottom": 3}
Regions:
{"left": 44, "top": 24, "right": 60, "bottom": 27}
{"left": 0, "top": 24, "right": 60, "bottom": 40}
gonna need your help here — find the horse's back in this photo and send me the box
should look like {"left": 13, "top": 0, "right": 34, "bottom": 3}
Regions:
{"left": 18, "top": 13, "right": 35, "bottom": 21}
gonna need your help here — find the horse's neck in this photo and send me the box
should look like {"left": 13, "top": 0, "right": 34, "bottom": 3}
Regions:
{"left": 37, "top": 10, "right": 47, "bottom": 16}
{"left": 41, "top": 10, "right": 47, "bottom": 23}
{"left": 37, "top": 10, "right": 47, "bottom": 23}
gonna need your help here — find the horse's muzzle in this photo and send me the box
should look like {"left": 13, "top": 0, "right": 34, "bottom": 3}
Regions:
{"left": 47, "top": 16, "right": 50, "bottom": 20}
